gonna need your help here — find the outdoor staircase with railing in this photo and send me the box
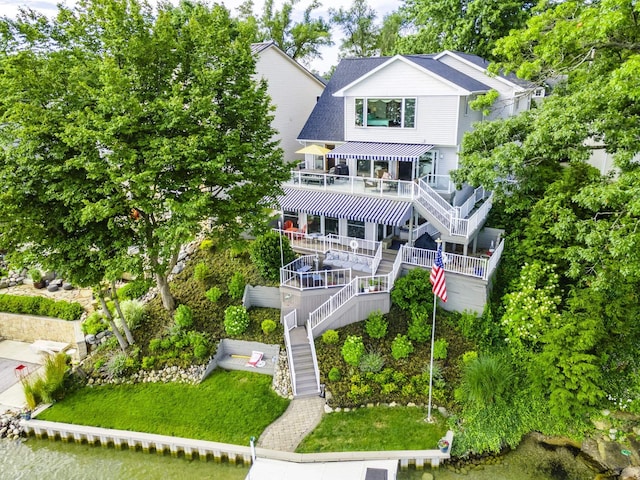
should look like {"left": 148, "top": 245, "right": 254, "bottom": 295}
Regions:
{"left": 413, "top": 179, "right": 492, "bottom": 241}
{"left": 283, "top": 311, "right": 320, "bottom": 398}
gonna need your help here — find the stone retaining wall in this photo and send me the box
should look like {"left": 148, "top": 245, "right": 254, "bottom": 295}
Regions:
{"left": 0, "top": 312, "right": 86, "bottom": 358}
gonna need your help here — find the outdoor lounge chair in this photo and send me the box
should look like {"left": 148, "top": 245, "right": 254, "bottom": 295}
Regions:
{"left": 246, "top": 351, "right": 264, "bottom": 367}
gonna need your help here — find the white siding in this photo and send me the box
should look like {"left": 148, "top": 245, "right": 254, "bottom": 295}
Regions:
{"left": 434, "top": 146, "right": 459, "bottom": 174}
{"left": 437, "top": 53, "right": 527, "bottom": 121}
{"left": 343, "top": 60, "right": 462, "bottom": 97}
{"left": 255, "top": 47, "right": 325, "bottom": 164}
{"left": 344, "top": 95, "right": 459, "bottom": 145}
{"left": 456, "top": 96, "right": 483, "bottom": 145}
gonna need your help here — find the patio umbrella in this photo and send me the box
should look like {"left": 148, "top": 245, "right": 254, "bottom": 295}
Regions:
{"left": 295, "top": 144, "right": 330, "bottom": 156}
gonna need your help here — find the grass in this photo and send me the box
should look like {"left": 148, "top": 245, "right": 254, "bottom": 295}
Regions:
{"left": 296, "top": 406, "right": 447, "bottom": 453}
{"left": 38, "top": 369, "right": 289, "bottom": 445}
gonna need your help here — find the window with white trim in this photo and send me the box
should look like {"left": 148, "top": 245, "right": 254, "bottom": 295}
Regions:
{"left": 355, "top": 98, "right": 416, "bottom": 128}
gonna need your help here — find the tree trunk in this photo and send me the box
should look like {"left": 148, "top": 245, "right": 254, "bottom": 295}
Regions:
{"left": 111, "top": 280, "right": 135, "bottom": 345}
{"left": 98, "top": 291, "right": 128, "bottom": 352}
{"left": 155, "top": 272, "right": 175, "bottom": 311}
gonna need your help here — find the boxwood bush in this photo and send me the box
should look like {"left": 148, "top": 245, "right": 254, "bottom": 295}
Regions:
{"left": 0, "top": 294, "right": 84, "bottom": 320}
{"left": 224, "top": 305, "right": 250, "bottom": 336}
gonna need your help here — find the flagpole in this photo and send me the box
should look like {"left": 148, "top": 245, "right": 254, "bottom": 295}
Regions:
{"left": 426, "top": 238, "right": 444, "bottom": 423}
{"left": 426, "top": 290, "right": 437, "bottom": 423}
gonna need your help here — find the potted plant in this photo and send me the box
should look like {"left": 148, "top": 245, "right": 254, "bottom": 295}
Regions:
{"left": 368, "top": 278, "right": 377, "bottom": 292}
{"left": 437, "top": 438, "right": 449, "bottom": 452}
{"left": 30, "top": 269, "right": 45, "bottom": 289}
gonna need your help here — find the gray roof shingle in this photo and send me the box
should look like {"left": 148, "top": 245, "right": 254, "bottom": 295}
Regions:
{"left": 298, "top": 57, "right": 388, "bottom": 142}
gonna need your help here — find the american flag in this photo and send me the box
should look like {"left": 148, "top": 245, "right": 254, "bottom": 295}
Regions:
{"left": 430, "top": 244, "right": 447, "bottom": 302}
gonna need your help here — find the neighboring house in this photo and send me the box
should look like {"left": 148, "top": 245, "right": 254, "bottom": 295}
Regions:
{"left": 251, "top": 42, "right": 326, "bottom": 164}
{"left": 273, "top": 52, "right": 535, "bottom": 397}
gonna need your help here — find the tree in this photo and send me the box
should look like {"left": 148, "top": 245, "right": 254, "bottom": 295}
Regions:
{"left": 330, "top": 0, "right": 380, "bottom": 58}
{"left": 377, "top": 11, "right": 405, "bottom": 56}
{"left": 396, "top": 0, "right": 537, "bottom": 59}
{"left": 0, "top": 0, "right": 289, "bottom": 312}
{"left": 453, "top": 0, "right": 640, "bottom": 422}
{"left": 242, "top": 0, "right": 333, "bottom": 65}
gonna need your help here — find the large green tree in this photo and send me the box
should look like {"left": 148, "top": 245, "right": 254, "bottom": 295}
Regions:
{"left": 239, "top": 0, "right": 333, "bottom": 65}
{"left": 454, "top": 0, "right": 640, "bottom": 419}
{"left": 0, "top": 0, "right": 288, "bottom": 311}
{"left": 396, "top": 0, "right": 537, "bottom": 58}
{"left": 330, "top": 0, "right": 380, "bottom": 58}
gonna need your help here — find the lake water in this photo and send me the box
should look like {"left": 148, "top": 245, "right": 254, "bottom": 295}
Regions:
{"left": 0, "top": 438, "right": 249, "bottom": 480}
{"left": 1, "top": 434, "right": 598, "bottom": 480}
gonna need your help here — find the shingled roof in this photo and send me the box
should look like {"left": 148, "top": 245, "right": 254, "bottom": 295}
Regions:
{"left": 298, "top": 56, "right": 388, "bottom": 143}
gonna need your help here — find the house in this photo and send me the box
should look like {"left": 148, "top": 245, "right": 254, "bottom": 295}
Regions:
{"left": 273, "top": 52, "right": 534, "bottom": 397}
{"left": 280, "top": 51, "right": 534, "bottom": 254}
{"left": 251, "top": 42, "right": 326, "bottom": 164}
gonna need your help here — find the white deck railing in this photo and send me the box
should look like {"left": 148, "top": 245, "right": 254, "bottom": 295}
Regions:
{"left": 279, "top": 254, "right": 352, "bottom": 291}
{"left": 402, "top": 238, "right": 504, "bottom": 280}
{"left": 457, "top": 186, "right": 487, "bottom": 219}
{"left": 305, "top": 319, "right": 321, "bottom": 393}
{"left": 283, "top": 310, "right": 297, "bottom": 397}
{"left": 308, "top": 247, "right": 406, "bottom": 336}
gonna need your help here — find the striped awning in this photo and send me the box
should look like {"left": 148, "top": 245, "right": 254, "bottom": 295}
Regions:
{"left": 326, "top": 142, "right": 434, "bottom": 161}
{"left": 278, "top": 188, "right": 412, "bottom": 226}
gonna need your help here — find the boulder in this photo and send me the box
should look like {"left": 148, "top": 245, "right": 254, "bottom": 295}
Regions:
{"left": 47, "top": 284, "right": 59, "bottom": 292}
{"left": 580, "top": 436, "right": 632, "bottom": 473}
{"left": 62, "top": 282, "right": 74, "bottom": 290}
{"left": 621, "top": 466, "right": 640, "bottom": 480}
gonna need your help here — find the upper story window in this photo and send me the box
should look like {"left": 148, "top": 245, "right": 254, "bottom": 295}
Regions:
{"left": 355, "top": 98, "right": 416, "bottom": 128}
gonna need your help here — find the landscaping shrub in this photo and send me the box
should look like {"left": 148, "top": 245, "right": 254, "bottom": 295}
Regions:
{"left": 141, "top": 356, "right": 156, "bottom": 370}
{"left": 228, "top": 272, "right": 246, "bottom": 300}
{"left": 199, "top": 238, "right": 215, "bottom": 251}
{"left": 359, "top": 349, "right": 385, "bottom": 373}
{"left": 106, "top": 352, "right": 129, "bottom": 378}
{"left": 328, "top": 367, "right": 341, "bottom": 382}
{"left": 407, "top": 313, "right": 432, "bottom": 343}
{"left": 118, "top": 299, "right": 146, "bottom": 330}
{"left": 462, "top": 350, "right": 478, "bottom": 365}
{"left": 391, "top": 269, "right": 433, "bottom": 311}
{"left": 205, "top": 286, "right": 222, "bottom": 303}
{"left": 458, "top": 355, "right": 515, "bottom": 407}
{"left": 224, "top": 305, "right": 250, "bottom": 336}
{"left": 173, "top": 304, "right": 193, "bottom": 330}
{"left": 433, "top": 338, "right": 449, "bottom": 360}
{"left": 341, "top": 335, "right": 365, "bottom": 367}
{"left": 391, "top": 334, "right": 414, "bottom": 360}
{"left": 261, "top": 319, "right": 277, "bottom": 335}
{"left": 365, "top": 310, "right": 388, "bottom": 339}
{"left": 116, "top": 279, "right": 153, "bottom": 300}
{"left": 322, "top": 329, "right": 339, "bottom": 345}
{"left": 23, "top": 352, "right": 69, "bottom": 404}
{"left": 250, "top": 231, "right": 296, "bottom": 282}
{"left": 193, "top": 261, "right": 211, "bottom": 284}
{"left": 0, "top": 294, "right": 83, "bottom": 320}
{"left": 82, "top": 312, "right": 108, "bottom": 336}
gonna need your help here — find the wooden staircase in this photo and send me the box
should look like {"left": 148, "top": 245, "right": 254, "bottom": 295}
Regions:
{"left": 288, "top": 325, "right": 320, "bottom": 397}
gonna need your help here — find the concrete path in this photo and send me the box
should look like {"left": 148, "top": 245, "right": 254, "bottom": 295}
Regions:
{"left": 257, "top": 395, "right": 325, "bottom": 452}
{"left": 0, "top": 340, "right": 44, "bottom": 412}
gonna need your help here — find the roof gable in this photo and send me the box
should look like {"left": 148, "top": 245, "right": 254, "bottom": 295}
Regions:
{"left": 333, "top": 55, "right": 490, "bottom": 97}
{"left": 434, "top": 50, "right": 533, "bottom": 90}
{"left": 251, "top": 41, "right": 326, "bottom": 88}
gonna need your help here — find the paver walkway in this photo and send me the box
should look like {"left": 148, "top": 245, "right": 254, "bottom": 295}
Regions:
{"left": 257, "top": 396, "right": 325, "bottom": 451}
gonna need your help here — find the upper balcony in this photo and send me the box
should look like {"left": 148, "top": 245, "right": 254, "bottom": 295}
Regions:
{"left": 285, "top": 169, "right": 454, "bottom": 198}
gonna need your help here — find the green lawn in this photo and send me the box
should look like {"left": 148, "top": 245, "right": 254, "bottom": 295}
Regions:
{"left": 38, "top": 370, "right": 289, "bottom": 445}
{"left": 296, "top": 406, "right": 447, "bottom": 453}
